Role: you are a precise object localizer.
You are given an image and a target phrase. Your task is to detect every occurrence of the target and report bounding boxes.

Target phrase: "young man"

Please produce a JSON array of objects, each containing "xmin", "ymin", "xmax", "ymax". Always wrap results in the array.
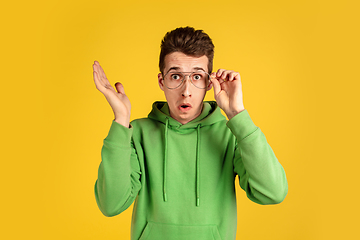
[{"xmin": 93, "ymin": 27, "xmax": 288, "ymax": 240}]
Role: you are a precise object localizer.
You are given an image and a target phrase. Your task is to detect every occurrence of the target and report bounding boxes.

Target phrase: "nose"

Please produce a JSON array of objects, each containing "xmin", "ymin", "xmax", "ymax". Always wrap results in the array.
[{"xmin": 181, "ymin": 75, "xmax": 192, "ymax": 97}]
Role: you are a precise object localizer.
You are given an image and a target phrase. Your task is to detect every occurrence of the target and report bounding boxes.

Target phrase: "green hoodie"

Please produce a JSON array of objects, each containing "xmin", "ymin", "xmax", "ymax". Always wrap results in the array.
[{"xmin": 95, "ymin": 101, "xmax": 288, "ymax": 240}]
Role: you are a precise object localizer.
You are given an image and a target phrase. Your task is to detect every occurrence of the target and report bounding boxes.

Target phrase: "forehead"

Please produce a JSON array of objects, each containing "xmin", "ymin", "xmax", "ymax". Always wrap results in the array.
[{"xmin": 164, "ymin": 52, "xmax": 208, "ymax": 72}]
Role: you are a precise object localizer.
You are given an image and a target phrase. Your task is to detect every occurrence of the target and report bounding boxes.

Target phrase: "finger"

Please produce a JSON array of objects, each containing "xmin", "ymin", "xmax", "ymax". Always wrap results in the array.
[
  {"xmin": 224, "ymin": 71, "xmax": 234, "ymax": 81},
  {"xmin": 211, "ymin": 72, "xmax": 224, "ymax": 84},
  {"xmin": 115, "ymin": 82, "xmax": 125, "ymax": 94},
  {"xmin": 94, "ymin": 70, "xmax": 112, "ymax": 90},
  {"xmin": 93, "ymin": 68, "xmax": 100, "ymax": 83},
  {"xmin": 228, "ymin": 72, "xmax": 237, "ymax": 81},
  {"xmin": 216, "ymin": 69, "xmax": 225, "ymax": 78},
  {"xmin": 99, "ymin": 64, "xmax": 108, "ymax": 80},
  {"xmin": 234, "ymin": 72, "xmax": 241, "ymax": 81},
  {"xmin": 94, "ymin": 61, "xmax": 101, "ymax": 76},
  {"xmin": 93, "ymin": 69, "xmax": 98, "ymax": 82},
  {"xmin": 93, "ymin": 71, "xmax": 103, "ymax": 89},
  {"xmin": 217, "ymin": 77, "xmax": 225, "ymax": 84},
  {"xmin": 220, "ymin": 70, "xmax": 233, "ymax": 80},
  {"xmin": 94, "ymin": 62, "xmax": 112, "ymax": 86},
  {"xmin": 94, "ymin": 61, "xmax": 106, "ymax": 80},
  {"xmin": 93, "ymin": 63, "xmax": 101, "ymax": 80},
  {"xmin": 93, "ymin": 62, "xmax": 98, "ymax": 74}
]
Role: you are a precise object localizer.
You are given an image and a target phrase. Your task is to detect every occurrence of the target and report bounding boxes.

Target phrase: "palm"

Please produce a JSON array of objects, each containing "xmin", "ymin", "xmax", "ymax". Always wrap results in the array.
[{"xmin": 93, "ymin": 61, "xmax": 131, "ymax": 126}]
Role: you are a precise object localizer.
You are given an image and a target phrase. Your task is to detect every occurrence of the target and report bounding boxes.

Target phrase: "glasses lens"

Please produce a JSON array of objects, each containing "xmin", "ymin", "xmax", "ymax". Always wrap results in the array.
[
  {"xmin": 164, "ymin": 71, "xmax": 209, "ymax": 89},
  {"xmin": 164, "ymin": 72, "xmax": 184, "ymax": 89},
  {"xmin": 191, "ymin": 71, "xmax": 209, "ymax": 89}
]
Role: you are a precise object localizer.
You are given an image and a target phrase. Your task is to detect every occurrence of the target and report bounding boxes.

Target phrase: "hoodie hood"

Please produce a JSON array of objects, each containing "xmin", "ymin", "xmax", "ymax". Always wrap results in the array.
[
  {"xmin": 148, "ymin": 101, "xmax": 226, "ymax": 129},
  {"xmin": 148, "ymin": 101, "xmax": 226, "ymax": 206}
]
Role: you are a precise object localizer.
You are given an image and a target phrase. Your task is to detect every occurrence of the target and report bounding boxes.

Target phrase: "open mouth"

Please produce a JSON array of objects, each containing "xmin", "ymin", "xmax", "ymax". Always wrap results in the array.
[
  {"xmin": 178, "ymin": 103, "xmax": 192, "ymax": 111},
  {"xmin": 180, "ymin": 103, "xmax": 191, "ymax": 108}
]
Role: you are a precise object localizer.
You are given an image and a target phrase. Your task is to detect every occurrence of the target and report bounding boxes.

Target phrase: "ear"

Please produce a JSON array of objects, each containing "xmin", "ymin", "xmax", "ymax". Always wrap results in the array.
[
  {"xmin": 206, "ymin": 80, "xmax": 213, "ymax": 92},
  {"xmin": 158, "ymin": 73, "xmax": 165, "ymax": 91}
]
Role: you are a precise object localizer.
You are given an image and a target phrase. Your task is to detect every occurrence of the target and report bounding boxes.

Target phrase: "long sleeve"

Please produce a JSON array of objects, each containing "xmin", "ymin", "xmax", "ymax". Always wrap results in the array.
[
  {"xmin": 94, "ymin": 121, "xmax": 141, "ymax": 217},
  {"xmin": 227, "ymin": 110, "xmax": 288, "ymax": 205}
]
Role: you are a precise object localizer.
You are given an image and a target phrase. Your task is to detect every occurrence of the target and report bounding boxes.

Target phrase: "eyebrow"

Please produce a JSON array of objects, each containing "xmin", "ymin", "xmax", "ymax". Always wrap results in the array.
[{"xmin": 165, "ymin": 66, "xmax": 206, "ymax": 74}]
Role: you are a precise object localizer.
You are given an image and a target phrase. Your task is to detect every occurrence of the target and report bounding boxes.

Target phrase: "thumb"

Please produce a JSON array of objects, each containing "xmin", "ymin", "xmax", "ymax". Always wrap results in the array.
[
  {"xmin": 210, "ymin": 75, "xmax": 221, "ymax": 96},
  {"xmin": 115, "ymin": 82, "xmax": 125, "ymax": 94}
]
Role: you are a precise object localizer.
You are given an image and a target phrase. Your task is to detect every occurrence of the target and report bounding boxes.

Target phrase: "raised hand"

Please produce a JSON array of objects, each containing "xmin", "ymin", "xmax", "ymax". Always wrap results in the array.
[
  {"xmin": 210, "ymin": 69, "xmax": 245, "ymax": 120},
  {"xmin": 93, "ymin": 61, "xmax": 131, "ymax": 127}
]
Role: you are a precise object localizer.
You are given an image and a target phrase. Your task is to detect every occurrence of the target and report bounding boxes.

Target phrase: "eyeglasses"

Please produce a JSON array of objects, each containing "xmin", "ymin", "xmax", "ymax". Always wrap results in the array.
[{"xmin": 162, "ymin": 70, "xmax": 210, "ymax": 89}]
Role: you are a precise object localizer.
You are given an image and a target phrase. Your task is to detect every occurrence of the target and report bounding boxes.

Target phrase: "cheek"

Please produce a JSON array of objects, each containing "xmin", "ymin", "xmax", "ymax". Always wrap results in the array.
[
  {"xmin": 195, "ymin": 90, "xmax": 207, "ymax": 100},
  {"xmin": 163, "ymin": 90, "xmax": 178, "ymax": 104}
]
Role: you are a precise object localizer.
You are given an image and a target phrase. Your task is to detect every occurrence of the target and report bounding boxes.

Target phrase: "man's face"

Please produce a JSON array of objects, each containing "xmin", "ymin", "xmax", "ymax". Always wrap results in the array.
[{"xmin": 158, "ymin": 52, "xmax": 212, "ymax": 125}]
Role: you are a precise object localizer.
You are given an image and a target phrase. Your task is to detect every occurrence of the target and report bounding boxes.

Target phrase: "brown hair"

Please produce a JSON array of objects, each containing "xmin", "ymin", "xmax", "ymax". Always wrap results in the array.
[{"xmin": 159, "ymin": 26, "xmax": 214, "ymax": 74}]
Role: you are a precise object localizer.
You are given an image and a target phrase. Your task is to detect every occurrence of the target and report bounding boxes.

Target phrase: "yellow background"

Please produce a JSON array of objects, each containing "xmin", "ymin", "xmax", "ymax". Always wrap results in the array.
[{"xmin": 1, "ymin": 0, "xmax": 359, "ymax": 239}]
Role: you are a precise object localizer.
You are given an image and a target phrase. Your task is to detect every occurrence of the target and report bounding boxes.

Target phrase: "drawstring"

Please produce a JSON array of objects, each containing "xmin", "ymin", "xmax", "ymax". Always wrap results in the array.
[
  {"xmin": 163, "ymin": 118, "xmax": 169, "ymax": 202},
  {"xmin": 162, "ymin": 119, "xmax": 201, "ymax": 207},
  {"xmin": 196, "ymin": 124, "xmax": 201, "ymax": 206}
]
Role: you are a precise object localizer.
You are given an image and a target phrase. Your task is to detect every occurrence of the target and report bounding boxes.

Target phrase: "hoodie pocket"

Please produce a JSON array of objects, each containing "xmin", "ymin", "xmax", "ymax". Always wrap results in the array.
[{"xmin": 139, "ymin": 222, "xmax": 222, "ymax": 240}]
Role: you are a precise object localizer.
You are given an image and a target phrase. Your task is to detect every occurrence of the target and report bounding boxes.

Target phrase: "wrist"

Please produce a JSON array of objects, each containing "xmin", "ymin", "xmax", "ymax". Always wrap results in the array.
[
  {"xmin": 114, "ymin": 117, "xmax": 130, "ymax": 128},
  {"xmin": 225, "ymin": 107, "xmax": 245, "ymax": 120}
]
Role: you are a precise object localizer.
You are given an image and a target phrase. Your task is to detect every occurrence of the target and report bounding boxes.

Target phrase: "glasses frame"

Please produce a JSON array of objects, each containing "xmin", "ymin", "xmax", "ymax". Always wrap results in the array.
[{"xmin": 162, "ymin": 70, "xmax": 211, "ymax": 89}]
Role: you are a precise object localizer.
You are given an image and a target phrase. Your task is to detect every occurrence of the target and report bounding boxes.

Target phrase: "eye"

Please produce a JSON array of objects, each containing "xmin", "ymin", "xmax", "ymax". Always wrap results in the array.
[
  {"xmin": 171, "ymin": 74, "xmax": 181, "ymax": 80},
  {"xmin": 193, "ymin": 74, "xmax": 202, "ymax": 81}
]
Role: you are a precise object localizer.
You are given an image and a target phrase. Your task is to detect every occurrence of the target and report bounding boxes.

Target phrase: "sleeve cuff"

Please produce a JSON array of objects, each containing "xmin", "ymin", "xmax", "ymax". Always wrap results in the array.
[
  {"xmin": 226, "ymin": 109, "xmax": 258, "ymax": 141},
  {"xmin": 104, "ymin": 120, "xmax": 133, "ymax": 147}
]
